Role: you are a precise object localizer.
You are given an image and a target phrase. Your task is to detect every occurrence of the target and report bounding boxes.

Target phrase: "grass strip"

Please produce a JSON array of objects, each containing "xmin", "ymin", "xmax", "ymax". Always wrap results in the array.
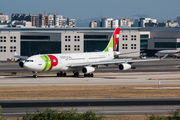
[
  {"xmin": 5, "ymin": 115, "xmax": 172, "ymax": 120},
  {"xmin": 0, "ymin": 85, "xmax": 180, "ymax": 99}
]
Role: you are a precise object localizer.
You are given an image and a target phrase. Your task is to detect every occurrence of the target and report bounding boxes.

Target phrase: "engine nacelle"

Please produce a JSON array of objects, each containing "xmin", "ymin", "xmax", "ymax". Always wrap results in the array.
[
  {"xmin": 19, "ymin": 61, "xmax": 25, "ymax": 68},
  {"xmin": 82, "ymin": 66, "xmax": 95, "ymax": 74},
  {"xmin": 119, "ymin": 63, "xmax": 131, "ymax": 70}
]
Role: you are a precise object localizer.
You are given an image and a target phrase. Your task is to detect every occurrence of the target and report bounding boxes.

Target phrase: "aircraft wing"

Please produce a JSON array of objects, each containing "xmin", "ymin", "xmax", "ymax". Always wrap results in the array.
[
  {"xmin": 114, "ymin": 51, "xmax": 141, "ymax": 55},
  {"xmin": 68, "ymin": 58, "xmax": 160, "ymax": 67},
  {"xmin": 14, "ymin": 52, "xmax": 28, "ymax": 60}
]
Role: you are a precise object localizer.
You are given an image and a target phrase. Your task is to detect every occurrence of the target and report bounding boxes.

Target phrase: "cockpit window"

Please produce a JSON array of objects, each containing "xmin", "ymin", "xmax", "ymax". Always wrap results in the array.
[{"xmin": 25, "ymin": 60, "xmax": 34, "ymax": 62}]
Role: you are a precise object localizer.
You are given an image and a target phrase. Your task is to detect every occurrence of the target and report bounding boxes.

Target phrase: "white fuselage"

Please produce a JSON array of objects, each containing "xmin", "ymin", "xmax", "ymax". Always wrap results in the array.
[
  {"xmin": 23, "ymin": 52, "xmax": 114, "ymax": 72},
  {"xmin": 155, "ymin": 50, "xmax": 180, "ymax": 57}
]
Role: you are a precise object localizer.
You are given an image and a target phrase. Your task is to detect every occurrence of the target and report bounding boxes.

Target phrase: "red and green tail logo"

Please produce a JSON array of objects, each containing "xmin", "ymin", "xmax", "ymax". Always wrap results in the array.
[
  {"xmin": 40, "ymin": 55, "xmax": 58, "ymax": 71},
  {"xmin": 103, "ymin": 28, "xmax": 120, "ymax": 52}
]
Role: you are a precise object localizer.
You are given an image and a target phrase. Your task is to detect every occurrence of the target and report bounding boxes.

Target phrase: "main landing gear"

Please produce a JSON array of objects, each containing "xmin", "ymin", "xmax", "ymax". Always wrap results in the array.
[
  {"xmin": 84, "ymin": 73, "xmax": 93, "ymax": 77},
  {"xmin": 57, "ymin": 71, "xmax": 66, "ymax": 77},
  {"xmin": 56, "ymin": 71, "xmax": 94, "ymax": 77},
  {"xmin": 73, "ymin": 72, "xmax": 79, "ymax": 77},
  {"xmin": 32, "ymin": 71, "xmax": 37, "ymax": 78}
]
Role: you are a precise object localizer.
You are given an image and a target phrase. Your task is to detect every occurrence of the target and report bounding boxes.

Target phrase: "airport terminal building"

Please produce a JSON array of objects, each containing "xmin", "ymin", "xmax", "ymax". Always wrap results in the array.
[{"xmin": 0, "ymin": 27, "xmax": 180, "ymax": 61}]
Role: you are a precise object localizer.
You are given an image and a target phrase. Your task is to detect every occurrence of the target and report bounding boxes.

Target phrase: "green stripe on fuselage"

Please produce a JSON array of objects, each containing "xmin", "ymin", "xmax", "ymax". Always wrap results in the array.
[{"xmin": 40, "ymin": 55, "xmax": 51, "ymax": 71}]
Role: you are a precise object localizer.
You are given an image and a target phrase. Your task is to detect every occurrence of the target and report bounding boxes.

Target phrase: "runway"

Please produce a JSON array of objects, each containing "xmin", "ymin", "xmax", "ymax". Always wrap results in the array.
[
  {"xmin": 1, "ymin": 98, "xmax": 180, "ymax": 118},
  {"xmin": 1, "ymin": 72, "xmax": 180, "ymax": 86}
]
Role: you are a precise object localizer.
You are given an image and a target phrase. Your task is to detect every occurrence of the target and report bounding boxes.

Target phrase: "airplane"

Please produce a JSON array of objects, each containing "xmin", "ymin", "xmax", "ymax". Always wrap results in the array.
[
  {"xmin": 14, "ymin": 28, "xmax": 160, "ymax": 78},
  {"xmin": 155, "ymin": 50, "xmax": 180, "ymax": 58}
]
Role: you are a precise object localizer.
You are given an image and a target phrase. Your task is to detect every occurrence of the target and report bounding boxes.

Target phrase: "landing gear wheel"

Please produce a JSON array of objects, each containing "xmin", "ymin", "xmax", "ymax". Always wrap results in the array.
[
  {"xmin": 74, "ymin": 72, "xmax": 79, "ymax": 77},
  {"xmin": 57, "ymin": 72, "xmax": 66, "ymax": 77},
  {"xmin": 84, "ymin": 73, "xmax": 93, "ymax": 77},
  {"xmin": 60, "ymin": 72, "xmax": 63, "ymax": 76},
  {"xmin": 84, "ymin": 74, "xmax": 87, "ymax": 77},
  {"xmin": 57, "ymin": 73, "xmax": 60, "ymax": 77},
  {"xmin": 90, "ymin": 73, "xmax": 93, "ymax": 77},
  {"xmin": 63, "ymin": 73, "xmax": 66, "ymax": 77},
  {"xmin": 32, "ymin": 71, "xmax": 37, "ymax": 78},
  {"xmin": 87, "ymin": 73, "xmax": 90, "ymax": 77},
  {"xmin": 33, "ymin": 75, "xmax": 37, "ymax": 78}
]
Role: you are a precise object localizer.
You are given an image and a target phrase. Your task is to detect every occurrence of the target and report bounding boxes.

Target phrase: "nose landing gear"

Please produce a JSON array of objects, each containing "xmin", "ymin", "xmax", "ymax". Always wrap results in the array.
[{"xmin": 32, "ymin": 71, "xmax": 37, "ymax": 78}]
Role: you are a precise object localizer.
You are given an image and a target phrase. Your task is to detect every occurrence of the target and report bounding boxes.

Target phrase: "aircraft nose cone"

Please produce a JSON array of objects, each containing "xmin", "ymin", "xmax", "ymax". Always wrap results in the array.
[
  {"xmin": 24, "ymin": 62, "xmax": 33, "ymax": 70},
  {"xmin": 155, "ymin": 53, "xmax": 158, "ymax": 56}
]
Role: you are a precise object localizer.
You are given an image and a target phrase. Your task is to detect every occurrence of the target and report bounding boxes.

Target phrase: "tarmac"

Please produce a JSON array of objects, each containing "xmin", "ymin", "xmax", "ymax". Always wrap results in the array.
[{"xmin": 0, "ymin": 72, "xmax": 180, "ymax": 86}]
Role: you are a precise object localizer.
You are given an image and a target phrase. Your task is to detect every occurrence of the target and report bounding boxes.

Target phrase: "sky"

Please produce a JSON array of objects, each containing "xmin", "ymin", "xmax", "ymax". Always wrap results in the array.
[{"xmin": 0, "ymin": 0, "xmax": 180, "ymax": 20}]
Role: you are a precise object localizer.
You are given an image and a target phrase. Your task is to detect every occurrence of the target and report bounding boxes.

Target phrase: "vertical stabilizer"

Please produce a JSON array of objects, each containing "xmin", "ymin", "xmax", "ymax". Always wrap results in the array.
[{"xmin": 103, "ymin": 28, "xmax": 120, "ymax": 52}]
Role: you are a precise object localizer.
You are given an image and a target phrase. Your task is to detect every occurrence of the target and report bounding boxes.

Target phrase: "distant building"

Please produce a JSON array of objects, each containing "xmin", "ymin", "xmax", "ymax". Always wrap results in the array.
[
  {"xmin": 145, "ymin": 20, "xmax": 179, "ymax": 27},
  {"xmin": 165, "ymin": 20, "xmax": 179, "ymax": 27},
  {"xmin": 145, "ymin": 22, "xmax": 159, "ymax": 27},
  {"xmin": 67, "ymin": 18, "xmax": 76, "ymax": 27},
  {"xmin": 48, "ymin": 14, "xmax": 63, "ymax": 26},
  {"xmin": 89, "ymin": 21, "xmax": 97, "ymax": 27},
  {"xmin": 12, "ymin": 13, "xmax": 49, "ymax": 27},
  {"xmin": 0, "ymin": 14, "xmax": 8, "ymax": 21},
  {"xmin": 12, "ymin": 21, "xmax": 32, "ymax": 27},
  {"xmin": 11, "ymin": 14, "xmax": 31, "ymax": 21},
  {"xmin": 94, "ymin": 18, "xmax": 133, "ymax": 28},
  {"xmin": 134, "ymin": 18, "xmax": 157, "ymax": 27},
  {"xmin": 97, "ymin": 18, "xmax": 118, "ymax": 28},
  {"xmin": 48, "ymin": 14, "xmax": 76, "ymax": 27},
  {"xmin": 31, "ymin": 15, "xmax": 39, "ymax": 27},
  {"xmin": 177, "ymin": 17, "xmax": 180, "ymax": 25},
  {"xmin": 39, "ymin": 14, "xmax": 49, "ymax": 27},
  {"xmin": 119, "ymin": 19, "xmax": 133, "ymax": 27},
  {"xmin": 0, "ymin": 13, "xmax": 10, "ymax": 27},
  {"xmin": 0, "ymin": 20, "xmax": 11, "ymax": 27}
]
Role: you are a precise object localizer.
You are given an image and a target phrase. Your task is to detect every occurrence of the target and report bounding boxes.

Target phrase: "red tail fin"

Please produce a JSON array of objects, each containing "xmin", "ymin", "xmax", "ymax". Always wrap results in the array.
[{"xmin": 113, "ymin": 28, "xmax": 120, "ymax": 51}]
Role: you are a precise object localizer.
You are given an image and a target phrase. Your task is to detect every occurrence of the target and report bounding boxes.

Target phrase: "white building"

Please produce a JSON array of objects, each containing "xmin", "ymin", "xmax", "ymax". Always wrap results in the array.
[
  {"xmin": 11, "ymin": 21, "xmax": 32, "ymax": 27},
  {"xmin": 89, "ymin": 21, "xmax": 97, "ymax": 28},
  {"xmin": 48, "ymin": 14, "xmax": 76, "ymax": 27},
  {"xmin": 120, "ymin": 19, "xmax": 133, "ymax": 27},
  {"xmin": 97, "ymin": 18, "xmax": 118, "ymax": 28},
  {"xmin": 134, "ymin": 18, "xmax": 157, "ymax": 27},
  {"xmin": 48, "ymin": 14, "xmax": 63, "ymax": 26},
  {"xmin": 165, "ymin": 20, "xmax": 179, "ymax": 27},
  {"xmin": 102, "ymin": 18, "xmax": 113, "ymax": 27}
]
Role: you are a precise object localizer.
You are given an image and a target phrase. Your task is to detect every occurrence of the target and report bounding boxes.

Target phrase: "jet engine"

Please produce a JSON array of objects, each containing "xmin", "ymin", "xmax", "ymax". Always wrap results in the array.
[
  {"xmin": 82, "ymin": 66, "xmax": 95, "ymax": 73},
  {"xmin": 119, "ymin": 63, "xmax": 131, "ymax": 70},
  {"xmin": 19, "ymin": 61, "xmax": 25, "ymax": 68}
]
